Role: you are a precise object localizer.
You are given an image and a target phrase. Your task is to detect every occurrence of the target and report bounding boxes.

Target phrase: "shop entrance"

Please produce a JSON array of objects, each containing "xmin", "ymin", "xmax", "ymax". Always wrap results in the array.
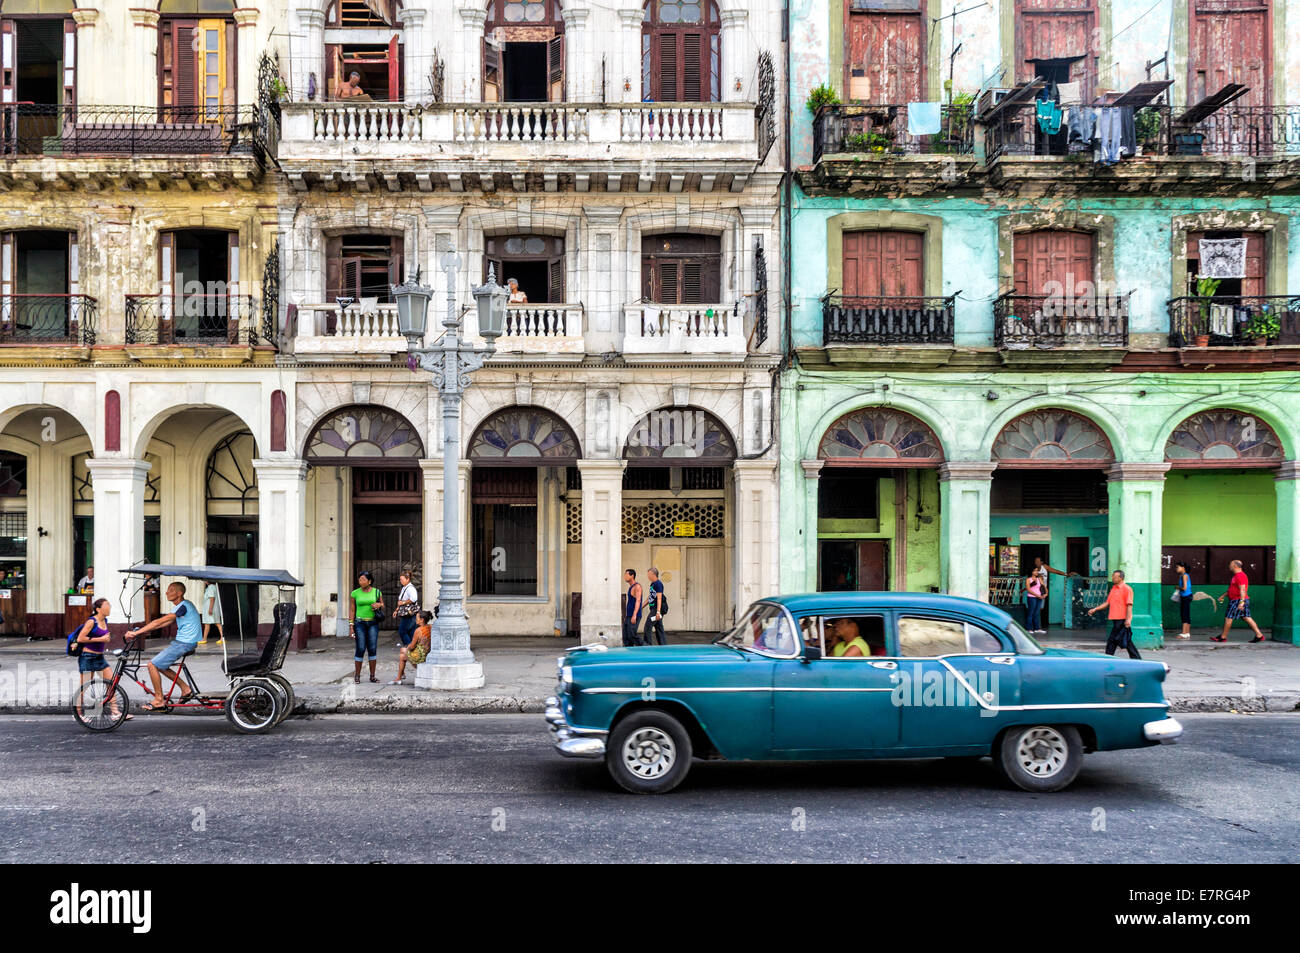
[
  {"xmin": 352, "ymin": 470, "xmax": 421, "ymax": 632},
  {"xmin": 819, "ymin": 539, "xmax": 888, "ymax": 591}
]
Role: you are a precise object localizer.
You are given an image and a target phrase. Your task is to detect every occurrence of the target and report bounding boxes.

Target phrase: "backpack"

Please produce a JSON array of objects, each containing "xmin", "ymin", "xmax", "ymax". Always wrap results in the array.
[
  {"xmin": 66, "ymin": 627, "xmax": 84, "ymax": 657},
  {"xmin": 654, "ymin": 583, "xmax": 669, "ymax": 616}
]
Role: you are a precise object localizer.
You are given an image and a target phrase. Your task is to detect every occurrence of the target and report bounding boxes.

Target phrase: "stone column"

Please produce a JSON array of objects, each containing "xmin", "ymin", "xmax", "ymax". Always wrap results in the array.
[
  {"xmin": 253, "ymin": 460, "xmax": 308, "ymax": 631},
  {"xmin": 1273, "ymin": 461, "xmax": 1300, "ymax": 644},
  {"xmin": 233, "ymin": 8, "xmax": 259, "ymax": 109},
  {"xmin": 458, "ymin": 7, "xmax": 488, "ymax": 102},
  {"xmin": 733, "ymin": 460, "xmax": 778, "ymax": 614},
  {"xmin": 86, "ymin": 459, "xmax": 150, "ymax": 627},
  {"xmin": 938, "ymin": 462, "xmax": 997, "ymax": 602},
  {"xmin": 582, "ymin": 206, "xmax": 623, "ymax": 346},
  {"xmin": 130, "ymin": 9, "xmax": 160, "ymax": 109},
  {"xmin": 397, "ymin": 7, "xmax": 426, "ymax": 102},
  {"xmin": 617, "ymin": 8, "xmax": 644, "ymax": 102},
  {"xmin": 799, "ymin": 459, "xmax": 824, "ymax": 592},
  {"xmin": 577, "ymin": 459, "xmax": 625, "ymax": 644},
  {"xmin": 719, "ymin": 9, "xmax": 749, "ymax": 103},
  {"xmin": 293, "ymin": 7, "xmax": 326, "ymax": 101},
  {"xmin": 560, "ymin": 8, "xmax": 589, "ymax": 102},
  {"xmin": 1107, "ymin": 462, "xmax": 1170, "ymax": 649}
]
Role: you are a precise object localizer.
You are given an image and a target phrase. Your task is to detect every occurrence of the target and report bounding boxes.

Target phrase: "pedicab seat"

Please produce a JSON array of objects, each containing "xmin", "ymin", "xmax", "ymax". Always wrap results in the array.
[{"xmin": 222, "ymin": 603, "xmax": 295, "ymax": 676}]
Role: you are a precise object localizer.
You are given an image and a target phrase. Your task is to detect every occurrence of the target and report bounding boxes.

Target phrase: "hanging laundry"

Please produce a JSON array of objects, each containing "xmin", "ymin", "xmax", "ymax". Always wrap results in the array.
[
  {"xmin": 1096, "ymin": 108, "xmax": 1123, "ymax": 164},
  {"xmin": 1057, "ymin": 82, "xmax": 1082, "ymax": 106},
  {"xmin": 1066, "ymin": 107, "xmax": 1096, "ymax": 147},
  {"xmin": 1198, "ymin": 238, "xmax": 1249, "ymax": 279},
  {"xmin": 1036, "ymin": 99, "xmax": 1062, "ymax": 136},
  {"xmin": 1209, "ymin": 303, "xmax": 1234, "ymax": 338},
  {"xmin": 1119, "ymin": 106, "xmax": 1137, "ymax": 157},
  {"xmin": 907, "ymin": 102, "xmax": 942, "ymax": 136}
]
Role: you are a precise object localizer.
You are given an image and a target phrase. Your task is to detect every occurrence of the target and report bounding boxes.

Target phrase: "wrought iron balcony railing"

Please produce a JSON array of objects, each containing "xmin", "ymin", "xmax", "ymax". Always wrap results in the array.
[
  {"xmin": 0, "ymin": 294, "xmax": 96, "ymax": 345},
  {"xmin": 822, "ymin": 294, "xmax": 956, "ymax": 345},
  {"xmin": 813, "ymin": 102, "xmax": 974, "ymax": 162},
  {"xmin": 1167, "ymin": 294, "xmax": 1300, "ymax": 347},
  {"xmin": 125, "ymin": 294, "xmax": 261, "ymax": 346},
  {"xmin": 993, "ymin": 292, "xmax": 1129, "ymax": 349},
  {"xmin": 0, "ymin": 104, "xmax": 277, "ymax": 160}
]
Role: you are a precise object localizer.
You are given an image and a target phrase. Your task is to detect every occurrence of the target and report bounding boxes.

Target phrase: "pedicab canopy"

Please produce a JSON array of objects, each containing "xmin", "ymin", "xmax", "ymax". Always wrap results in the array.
[{"xmin": 121, "ymin": 565, "xmax": 303, "ymax": 587}]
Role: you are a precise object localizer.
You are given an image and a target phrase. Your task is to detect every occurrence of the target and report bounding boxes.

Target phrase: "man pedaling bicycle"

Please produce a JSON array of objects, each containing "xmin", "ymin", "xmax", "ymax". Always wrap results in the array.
[{"xmin": 127, "ymin": 581, "xmax": 204, "ymax": 712}]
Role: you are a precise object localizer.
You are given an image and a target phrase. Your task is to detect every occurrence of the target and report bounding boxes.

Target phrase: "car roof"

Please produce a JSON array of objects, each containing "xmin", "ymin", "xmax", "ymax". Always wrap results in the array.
[{"xmin": 763, "ymin": 592, "xmax": 1014, "ymax": 627}]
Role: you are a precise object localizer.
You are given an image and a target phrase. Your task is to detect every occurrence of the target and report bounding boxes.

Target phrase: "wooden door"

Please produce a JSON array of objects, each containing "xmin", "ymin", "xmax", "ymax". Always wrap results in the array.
[
  {"xmin": 650, "ymin": 544, "xmax": 684, "ymax": 624},
  {"xmin": 641, "ymin": 234, "xmax": 722, "ymax": 304},
  {"xmin": 159, "ymin": 19, "xmax": 198, "ymax": 119},
  {"xmin": 1013, "ymin": 230, "xmax": 1095, "ymax": 296},
  {"xmin": 842, "ymin": 230, "xmax": 924, "ymax": 298},
  {"xmin": 1189, "ymin": 0, "xmax": 1270, "ymax": 107},
  {"xmin": 684, "ymin": 545, "xmax": 725, "ymax": 632},
  {"xmin": 1016, "ymin": 0, "xmax": 1096, "ymax": 98},
  {"xmin": 648, "ymin": 26, "xmax": 711, "ymax": 102},
  {"xmin": 846, "ymin": 11, "xmax": 923, "ymax": 103},
  {"xmin": 857, "ymin": 539, "xmax": 888, "ymax": 591}
]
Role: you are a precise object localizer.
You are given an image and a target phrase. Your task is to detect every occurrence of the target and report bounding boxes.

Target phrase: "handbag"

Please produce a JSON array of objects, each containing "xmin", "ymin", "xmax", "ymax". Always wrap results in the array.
[
  {"xmin": 371, "ymin": 603, "xmax": 386, "ymax": 623},
  {"xmin": 395, "ymin": 603, "xmax": 418, "ymax": 618}
]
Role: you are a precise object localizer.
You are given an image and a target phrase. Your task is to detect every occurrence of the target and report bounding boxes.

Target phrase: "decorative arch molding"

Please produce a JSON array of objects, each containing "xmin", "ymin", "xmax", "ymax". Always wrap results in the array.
[
  {"xmin": 1164, "ymin": 409, "xmax": 1286, "ymax": 468},
  {"xmin": 469, "ymin": 405, "xmax": 581, "ymax": 465},
  {"xmin": 992, "ymin": 408, "xmax": 1115, "ymax": 468},
  {"xmin": 817, "ymin": 406, "xmax": 944, "ymax": 466},
  {"xmin": 1151, "ymin": 394, "xmax": 1294, "ymax": 463},
  {"xmin": 802, "ymin": 392, "xmax": 956, "ymax": 463},
  {"xmin": 206, "ymin": 430, "xmax": 259, "ymax": 514},
  {"xmin": 623, "ymin": 405, "xmax": 736, "ymax": 465},
  {"xmin": 996, "ymin": 209, "xmax": 1117, "ymax": 293},
  {"xmin": 305, "ymin": 404, "xmax": 424, "ymax": 465},
  {"xmin": 826, "ymin": 211, "xmax": 944, "ymax": 300},
  {"xmin": 131, "ymin": 397, "xmax": 262, "ymax": 461},
  {"xmin": 294, "ymin": 380, "xmax": 428, "ymax": 458},
  {"xmin": 1169, "ymin": 210, "xmax": 1289, "ymax": 300}
]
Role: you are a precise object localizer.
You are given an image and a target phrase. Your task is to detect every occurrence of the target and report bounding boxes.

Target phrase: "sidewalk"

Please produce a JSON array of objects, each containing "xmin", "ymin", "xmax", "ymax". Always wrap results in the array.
[{"xmin": 1, "ymin": 629, "xmax": 1297, "ymax": 715}]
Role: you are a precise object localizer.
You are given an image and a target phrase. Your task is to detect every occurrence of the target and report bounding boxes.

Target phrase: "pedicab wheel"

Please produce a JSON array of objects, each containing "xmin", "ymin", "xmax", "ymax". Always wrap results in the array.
[
  {"xmin": 71, "ymin": 681, "xmax": 130, "ymax": 732},
  {"xmin": 264, "ymin": 673, "xmax": 296, "ymax": 726},
  {"xmin": 224, "ymin": 679, "xmax": 281, "ymax": 734}
]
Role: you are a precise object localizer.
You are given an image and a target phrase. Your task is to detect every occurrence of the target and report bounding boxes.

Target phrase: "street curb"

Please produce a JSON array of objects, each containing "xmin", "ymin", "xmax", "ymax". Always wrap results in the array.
[{"xmin": 1166, "ymin": 693, "xmax": 1300, "ymax": 713}]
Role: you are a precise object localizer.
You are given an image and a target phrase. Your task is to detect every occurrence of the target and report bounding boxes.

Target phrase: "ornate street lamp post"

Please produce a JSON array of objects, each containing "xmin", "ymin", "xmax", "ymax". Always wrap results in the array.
[{"xmin": 392, "ymin": 251, "xmax": 507, "ymax": 689}]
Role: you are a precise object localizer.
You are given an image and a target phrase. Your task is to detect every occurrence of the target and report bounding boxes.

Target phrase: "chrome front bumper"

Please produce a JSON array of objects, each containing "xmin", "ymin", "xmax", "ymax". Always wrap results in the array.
[
  {"xmin": 545, "ymin": 695, "xmax": 607, "ymax": 759},
  {"xmin": 1143, "ymin": 716, "xmax": 1184, "ymax": 742}
]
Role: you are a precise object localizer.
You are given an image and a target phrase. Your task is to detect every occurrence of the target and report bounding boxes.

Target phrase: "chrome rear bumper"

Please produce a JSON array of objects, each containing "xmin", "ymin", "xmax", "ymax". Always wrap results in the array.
[
  {"xmin": 1143, "ymin": 716, "xmax": 1183, "ymax": 742},
  {"xmin": 546, "ymin": 695, "xmax": 607, "ymax": 759}
]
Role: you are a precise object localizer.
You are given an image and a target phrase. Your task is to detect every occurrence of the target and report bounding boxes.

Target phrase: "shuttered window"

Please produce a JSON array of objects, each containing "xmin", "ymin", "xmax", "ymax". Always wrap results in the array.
[
  {"xmin": 642, "ymin": 0, "xmax": 719, "ymax": 103},
  {"xmin": 842, "ymin": 231, "xmax": 924, "ymax": 297},
  {"xmin": 642, "ymin": 233, "xmax": 722, "ymax": 304},
  {"xmin": 160, "ymin": 17, "xmax": 234, "ymax": 118},
  {"xmin": 326, "ymin": 234, "xmax": 404, "ymax": 302},
  {"xmin": 1187, "ymin": 231, "xmax": 1265, "ymax": 297},
  {"xmin": 1012, "ymin": 230, "xmax": 1095, "ymax": 297},
  {"xmin": 846, "ymin": 11, "xmax": 924, "ymax": 104},
  {"xmin": 1190, "ymin": 1, "xmax": 1270, "ymax": 107},
  {"xmin": 1015, "ymin": 0, "xmax": 1097, "ymax": 99}
]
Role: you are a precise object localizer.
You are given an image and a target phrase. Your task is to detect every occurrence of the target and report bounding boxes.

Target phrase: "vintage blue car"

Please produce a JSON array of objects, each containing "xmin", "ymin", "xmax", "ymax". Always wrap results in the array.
[{"xmin": 545, "ymin": 592, "xmax": 1182, "ymax": 794}]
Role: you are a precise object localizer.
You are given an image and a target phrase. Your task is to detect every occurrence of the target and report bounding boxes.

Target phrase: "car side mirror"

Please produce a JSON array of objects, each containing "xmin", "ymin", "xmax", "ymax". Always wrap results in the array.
[{"xmin": 802, "ymin": 645, "xmax": 822, "ymax": 662}]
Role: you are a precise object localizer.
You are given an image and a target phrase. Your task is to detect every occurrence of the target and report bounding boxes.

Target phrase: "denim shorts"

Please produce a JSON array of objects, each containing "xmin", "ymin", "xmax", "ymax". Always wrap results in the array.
[
  {"xmin": 78, "ymin": 652, "xmax": 109, "ymax": 674},
  {"xmin": 151, "ymin": 638, "xmax": 195, "ymax": 669}
]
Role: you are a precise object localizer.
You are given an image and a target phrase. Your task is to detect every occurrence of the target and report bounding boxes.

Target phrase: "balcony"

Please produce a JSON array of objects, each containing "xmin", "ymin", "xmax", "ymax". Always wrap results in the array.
[
  {"xmin": 1167, "ymin": 295, "xmax": 1300, "ymax": 347},
  {"xmin": 822, "ymin": 294, "xmax": 955, "ymax": 345},
  {"xmin": 622, "ymin": 302, "xmax": 747, "ymax": 362},
  {"xmin": 124, "ymin": 295, "xmax": 264, "ymax": 352},
  {"xmin": 0, "ymin": 294, "xmax": 96, "ymax": 347},
  {"xmin": 0, "ymin": 104, "xmax": 276, "ymax": 190},
  {"xmin": 993, "ymin": 292, "xmax": 1129, "ymax": 362},
  {"xmin": 812, "ymin": 103, "xmax": 974, "ymax": 162},
  {"xmin": 293, "ymin": 302, "xmax": 407, "ymax": 362},
  {"xmin": 278, "ymin": 101, "xmax": 760, "ymax": 192},
  {"xmin": 490, "ymin": 304, "xmax": 585, "ymax": 361}
]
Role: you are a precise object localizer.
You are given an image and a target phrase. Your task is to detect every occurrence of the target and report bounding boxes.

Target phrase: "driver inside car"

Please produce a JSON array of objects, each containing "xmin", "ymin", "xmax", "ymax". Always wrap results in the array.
[{"xmin": 827, "ymin": 617, "xmax": 870, "ymax": 658}]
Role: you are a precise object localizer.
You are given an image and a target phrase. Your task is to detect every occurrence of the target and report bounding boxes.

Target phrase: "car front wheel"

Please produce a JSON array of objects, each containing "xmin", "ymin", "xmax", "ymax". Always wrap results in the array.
[
  {"xmin": 996, "ymin": 724, "xmax": 1083, "ymax": 792},
  {"xmin": 607, "ymin": 710, "xmax": 693, "ymax": 794}
]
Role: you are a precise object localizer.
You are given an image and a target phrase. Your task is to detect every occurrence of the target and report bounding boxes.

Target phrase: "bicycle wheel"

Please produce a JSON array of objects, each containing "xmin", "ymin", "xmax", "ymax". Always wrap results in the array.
[
  {"xmin": 71, "ymin": 680, "xmax": 130, "ymax": 732},
  {"xmin": 224, "ymin": 680, "xmax": 281, "ymax": 734},
  {"xmin": 264, "ymin": 673, "xmax": 296, "ymax": 726}
]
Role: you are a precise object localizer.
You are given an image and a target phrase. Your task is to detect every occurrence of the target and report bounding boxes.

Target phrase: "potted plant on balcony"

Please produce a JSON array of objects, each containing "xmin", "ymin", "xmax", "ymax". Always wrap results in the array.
[
  {"xmin": 1193, "ymin": 276, "xmax": 1222, "ymax": 347},
  {"xmin": 1135, "ymin": 109, "xmax": 1162, "ymax": 154},
  {"xmin": 844, "ymin": 130, "xmax": 892, "ymax": 153},
  {"xmin": 1244, "ymin": 308, "xmax": 1280, "ymax": 347},
  {"xmin": 806, "ymin": 83, "xmax": 841, "ymax": 115}
]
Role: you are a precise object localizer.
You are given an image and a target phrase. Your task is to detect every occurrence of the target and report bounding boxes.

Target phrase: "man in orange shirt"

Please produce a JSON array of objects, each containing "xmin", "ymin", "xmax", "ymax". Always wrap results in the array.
[{"xmin": 1087, "ymin": 568, "xmax": 1141, "ymax": 659}]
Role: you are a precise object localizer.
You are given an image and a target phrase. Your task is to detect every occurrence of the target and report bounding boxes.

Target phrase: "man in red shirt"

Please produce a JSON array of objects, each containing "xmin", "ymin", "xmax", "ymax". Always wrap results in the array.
[
  {"xmin": 1214, "ymin": 559, "xmax": 1266, "ymax": 643},
  {"xmin": 1087, "ymin": 569, "xmax": 1141, "ymax": 659}
]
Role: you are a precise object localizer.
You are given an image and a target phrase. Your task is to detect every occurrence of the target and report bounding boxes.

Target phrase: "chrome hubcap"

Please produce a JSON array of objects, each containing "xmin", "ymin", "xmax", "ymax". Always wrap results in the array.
[
  {"xmin": 622, "ymin": 727, "xmax": 675, "ymax": 780},
  {"xmin": 1016, "ymin": 727, "xmax": 1068, "ymax": 777}
]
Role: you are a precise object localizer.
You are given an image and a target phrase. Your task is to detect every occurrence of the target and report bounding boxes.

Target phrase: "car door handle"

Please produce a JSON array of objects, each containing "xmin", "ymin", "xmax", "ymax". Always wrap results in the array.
[
  {"xmin": 990, "ymin": 656, "xmax": 1016, "ymax": 665},
  {"xmin": 869, "ymin": 660, "xmax": 897, "ymax": 670}
]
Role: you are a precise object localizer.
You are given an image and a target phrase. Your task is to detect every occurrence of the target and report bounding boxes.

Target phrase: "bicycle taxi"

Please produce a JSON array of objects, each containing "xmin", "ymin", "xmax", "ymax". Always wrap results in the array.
[{"xmin": 71, "ymin": 564, "xmax": 302, "ymax": 734}]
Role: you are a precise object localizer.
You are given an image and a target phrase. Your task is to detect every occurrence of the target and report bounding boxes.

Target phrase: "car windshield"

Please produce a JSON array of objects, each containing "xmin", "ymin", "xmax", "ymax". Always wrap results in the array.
[
  {"xmin": 717, "ymin": 603, "xmax": 798, "ymax": 657},
  {"xmin": 1006, "ymin": 620, "xmax": 1045, "ymax": 655}
]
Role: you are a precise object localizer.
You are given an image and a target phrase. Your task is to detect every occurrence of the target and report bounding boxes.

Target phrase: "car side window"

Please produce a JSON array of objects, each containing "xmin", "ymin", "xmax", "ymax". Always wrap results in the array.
[
  {"xmin": 964, "ymin": 623, "xmax": 1005, "ymax": 654},
  {"xmin": 898, "ymin": 617, "xmax": 966, "ymax": 657},
  {"xmin": 825, "ymin": 615, "xmax": 888, "ymax": 658},
  {"xmin": 799, "ymin": 616, "xmax": 824, "ymax": 655}
]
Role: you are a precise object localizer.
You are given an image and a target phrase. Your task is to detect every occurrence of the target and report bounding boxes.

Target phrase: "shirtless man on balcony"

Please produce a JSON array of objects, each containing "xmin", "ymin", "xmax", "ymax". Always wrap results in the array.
[{"xmin": 336, "ymin": 72, "xmax": 367, "ymax": 100}]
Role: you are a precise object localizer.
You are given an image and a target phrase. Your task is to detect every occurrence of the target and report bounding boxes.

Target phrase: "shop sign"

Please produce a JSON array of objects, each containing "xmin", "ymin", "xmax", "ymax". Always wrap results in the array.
[
  {"xmin": 1019, "ymin": 525, "xmax": 1052, "ymax": 542},
  {"xmin": 672, "ymin": 521, "xmax": 696, "ymax": 537}
]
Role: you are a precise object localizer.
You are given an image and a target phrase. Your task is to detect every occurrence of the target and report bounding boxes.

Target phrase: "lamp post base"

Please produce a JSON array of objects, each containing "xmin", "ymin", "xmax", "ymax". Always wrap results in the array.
[{"xmin": 414, "ymin": 660, "xmax": 486, "ymax": 691}]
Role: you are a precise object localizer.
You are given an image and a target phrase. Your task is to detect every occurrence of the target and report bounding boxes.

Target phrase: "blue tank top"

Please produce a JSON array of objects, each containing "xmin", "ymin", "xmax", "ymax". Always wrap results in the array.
[
  {"xmin": 1178, "ymin": 572, "xmax": 1192, "ymax": 597},
  {"xmin": 626, "ymin": 583, "xmax": 642, "ymax": 621}
]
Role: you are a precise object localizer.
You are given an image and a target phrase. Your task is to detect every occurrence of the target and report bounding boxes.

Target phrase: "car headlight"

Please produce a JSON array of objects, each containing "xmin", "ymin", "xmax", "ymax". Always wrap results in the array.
[{"xmin": 561, "ymin": 664, "xmax": 573, "ymax": 689}]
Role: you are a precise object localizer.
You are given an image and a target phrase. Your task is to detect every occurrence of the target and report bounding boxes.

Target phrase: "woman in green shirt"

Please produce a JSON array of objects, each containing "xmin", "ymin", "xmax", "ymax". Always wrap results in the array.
[{"xmin": 350, "ymin": 571, "xmax": 384, "ymax": 683}]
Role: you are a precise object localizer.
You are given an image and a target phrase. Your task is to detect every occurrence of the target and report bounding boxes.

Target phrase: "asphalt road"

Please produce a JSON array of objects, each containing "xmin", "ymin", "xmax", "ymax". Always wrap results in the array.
[{"xmin": 1, "ymin": 713, "xmax": 1297, "ymax": 863}]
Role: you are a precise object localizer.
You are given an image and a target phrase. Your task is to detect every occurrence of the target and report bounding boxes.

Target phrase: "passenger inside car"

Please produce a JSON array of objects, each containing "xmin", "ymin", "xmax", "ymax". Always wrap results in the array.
[{"xmin": 827, "ymin": 617, "xmax": 870, "ymax": 657}]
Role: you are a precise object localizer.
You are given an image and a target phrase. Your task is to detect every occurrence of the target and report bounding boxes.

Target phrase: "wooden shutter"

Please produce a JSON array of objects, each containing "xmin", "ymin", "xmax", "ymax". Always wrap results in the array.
[
  {"xmin": 847, "ymin": 12, "xmax": 923, "ymax": 104},
  {"xmin": 325, "ymin": 235, "xmax": 342, "ymax": 300},
  {"xmin": 659, "ymin": 261, "xmax": 679, "ymax": 303},
  {"xmin": 547, "ymin": 257, "xmax": 564, "ymax": 303},
  {"xmin": 68, "ymin": 232, "xmax": 79, "ymax": 296},
  {"xmin": 548, "ymin": 35, "xmax": 564, "ymax": 102},
  {"xmin": 1014, "ymin": 230, "xmax": 1093, "ymax": 297},
  {"xmin": 1, "ymin": 233, "xmax": 12, "ymax": 332},
  {"xmin": 1, "ymin": 21, "xmax": 14, "ymax": 105},
  {"xmin": 341, "ymin": 257, "xmax": 361, "ymax": 299},
  {"xmin": 682, "ymin": 33, "xmax": 702, "ymax": 102},
  {"xmin": 161, "ymin": 20, "xmax": 200, "ymax": 118},
  {"xmin": 63, "ymin": 19, "xmax": 76, "ymax": 107},
  {"xmin": 842, "ymin": 231, "xmax": 875, "ymax": 297},
  {"xmin": 657, "ymin": 35, "xmax": 677, "ymax": 101},
  {"xmin": 158, "ymin": 232, "xmax": 176, "ymax": 342},
  {"xmin": 387, "ymin": 35, "xmax": 399, "ymax": 102},
  {"xmin": 483, "ymin": 38, "xmax": 501, "ymax": 103},
  {"xmin": 1242, "ymin": 232, "xmax": 1266, "ymax": 297},
  {"xmin": 326, "ymin": 44, "xmax": 342, "ymax": 100},
  {"xmin": 1189, "ymin": 2, "xmax": 1270, "ymax": 107},
  {"xmin": 1017, "ymin": 0, "xmax": 1096, "ymax": 98},
  {"xmin": 843, "ymin": 231, "xmax": 923, "ymax": 297}
]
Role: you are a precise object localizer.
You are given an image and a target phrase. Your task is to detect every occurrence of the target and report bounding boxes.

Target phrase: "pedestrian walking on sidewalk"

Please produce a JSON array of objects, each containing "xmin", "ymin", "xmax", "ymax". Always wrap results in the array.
[
  {"xmin": 199, "ymin": 581, "xmax": 223, "ymax": 645},
  {"xmin": 643, "ymin": 566, "xmax": 667, "ymax": 646},
  {"xmin": 350, "ymin": 571, "xmax": 384, "ymax": 683},
  {"xmin": 1087, "ymin": 569, "xmax": 1141, "ymax": 659},
  {"xmin": 1174, "ymin": 561, "xmax": 1193, "ymax": 639},
  {"xmin": 1024, "ymin": 571, "xmax": 1046, "ymax": 634},
  {"xmin": 1214, "ymin": 560, "xmax": 1266, "ymax": 643},
  {"xmin": 395, "ymin": 571, "xmax": 419, "ymax": 648},
  {"xmin": 622, "ymin": 569, "xmax": 644, "ymax": 647}
]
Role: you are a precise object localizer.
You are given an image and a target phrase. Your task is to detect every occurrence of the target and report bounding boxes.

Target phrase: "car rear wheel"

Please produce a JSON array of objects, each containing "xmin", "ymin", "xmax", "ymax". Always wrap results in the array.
[
  {"xmin": 996, "ymin": 725, "xmax": 1083, "ymax": 792},
  {"xmin": 607, "ymin": 710, "xmax": 693, "ymax": 795}
]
